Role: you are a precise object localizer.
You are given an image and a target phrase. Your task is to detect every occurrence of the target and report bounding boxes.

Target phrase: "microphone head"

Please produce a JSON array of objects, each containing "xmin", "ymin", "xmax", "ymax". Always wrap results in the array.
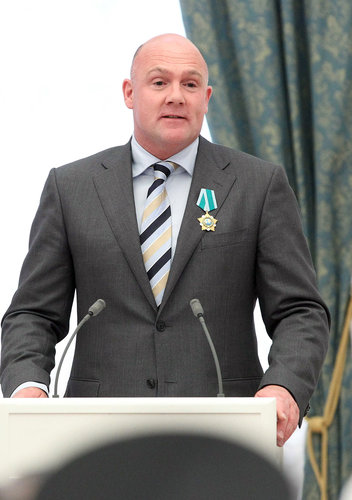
[
  {"xmin": 190, "ymin": 298, "xmax": 204, "ymax": 318},
  {"xmin": 88, "ymin": 299, "xmax": 106, "ymax": 316}
]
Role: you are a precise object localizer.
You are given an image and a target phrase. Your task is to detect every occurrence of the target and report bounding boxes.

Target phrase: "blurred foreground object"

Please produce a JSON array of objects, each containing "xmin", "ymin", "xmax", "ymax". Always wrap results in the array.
[{"xmin": 34, "ymin": 433, "xmax": 292, "ymax": 500}]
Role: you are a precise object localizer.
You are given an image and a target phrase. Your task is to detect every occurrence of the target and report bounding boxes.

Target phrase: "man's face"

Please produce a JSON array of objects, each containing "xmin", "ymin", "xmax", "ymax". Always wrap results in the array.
[{"xmin": 123, "ymin": 35, "xmax": 212, "ymax": 159}]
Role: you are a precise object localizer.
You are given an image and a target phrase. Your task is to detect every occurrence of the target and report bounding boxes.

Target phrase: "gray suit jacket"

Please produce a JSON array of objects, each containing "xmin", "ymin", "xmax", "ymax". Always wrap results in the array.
[{"xmin": 1, "ymin": 137, "xmax": 329, "ymax": 420}]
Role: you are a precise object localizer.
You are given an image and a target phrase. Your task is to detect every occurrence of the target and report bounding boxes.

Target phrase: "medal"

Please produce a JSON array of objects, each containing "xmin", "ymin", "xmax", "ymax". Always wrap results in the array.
[
  {"xmin": 198, "ymin": 211, "xmax": 217, "ymax": 231},
  {"xmin": 196, "ymin": 188, "xmax": 218, "ymax": 231}
]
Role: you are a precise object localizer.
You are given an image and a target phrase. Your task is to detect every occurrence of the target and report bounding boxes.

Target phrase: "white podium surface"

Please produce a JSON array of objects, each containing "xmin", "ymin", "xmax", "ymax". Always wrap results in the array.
[{"xmin": 0, "ymin": 397, "xmax": 278, "ymax": 482}]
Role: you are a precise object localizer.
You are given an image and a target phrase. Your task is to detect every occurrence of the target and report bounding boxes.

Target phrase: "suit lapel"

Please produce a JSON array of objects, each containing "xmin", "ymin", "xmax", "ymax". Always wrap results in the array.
[
  {"xmin": 160, "ymin": 137, "xmax": 237, "ymax": 311},
  {"xmin": 93, "ymin": 143, "xmax": 157, "ymax": 310}
]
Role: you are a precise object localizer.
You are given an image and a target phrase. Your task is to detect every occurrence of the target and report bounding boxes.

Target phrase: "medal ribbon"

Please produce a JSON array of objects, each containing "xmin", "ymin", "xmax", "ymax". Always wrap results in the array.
[{"xmin": 196, "ymin": 188, "xmax": 217, "ymax": 212}]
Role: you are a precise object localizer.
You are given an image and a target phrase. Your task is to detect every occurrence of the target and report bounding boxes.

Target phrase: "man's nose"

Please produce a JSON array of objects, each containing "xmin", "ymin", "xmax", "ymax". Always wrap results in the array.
[{"xmin": 166, "ymin": 83, "xmax": 185, "ymax": 104}]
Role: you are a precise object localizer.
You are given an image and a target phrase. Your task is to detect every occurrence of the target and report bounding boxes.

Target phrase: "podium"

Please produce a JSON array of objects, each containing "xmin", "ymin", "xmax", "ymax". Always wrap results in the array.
[{"xmin": 0, "ymin": 397, "xmax": 279, "ymax": 483}]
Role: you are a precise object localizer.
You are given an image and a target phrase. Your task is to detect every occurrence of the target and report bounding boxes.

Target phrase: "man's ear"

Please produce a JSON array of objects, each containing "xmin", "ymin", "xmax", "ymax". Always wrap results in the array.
[
  {"xmin": 122, "ymin": 79, "xmax": 133, "ymax": 109},
  {"xmin": 204, "ymin": 85, "xmax": 212, "ymax": 114}
]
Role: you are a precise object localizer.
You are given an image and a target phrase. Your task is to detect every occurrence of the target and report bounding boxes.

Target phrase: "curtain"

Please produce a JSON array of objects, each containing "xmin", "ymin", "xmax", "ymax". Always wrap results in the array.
[{"xmin": 179, "ymin": 1, "xmax": 352, "ymax": 499}]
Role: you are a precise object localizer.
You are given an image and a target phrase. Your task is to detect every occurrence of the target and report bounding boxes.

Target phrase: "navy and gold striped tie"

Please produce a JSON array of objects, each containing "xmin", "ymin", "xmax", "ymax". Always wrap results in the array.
[{"xmin": 140, "ymin": 161, "xmax": 178, "ymax": 306}]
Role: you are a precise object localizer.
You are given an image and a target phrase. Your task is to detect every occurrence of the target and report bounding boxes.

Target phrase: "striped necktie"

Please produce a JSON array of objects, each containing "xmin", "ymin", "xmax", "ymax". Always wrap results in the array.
[{"xmin": 140, "ymin": 161, "xmax": 178, "ymax": 306}]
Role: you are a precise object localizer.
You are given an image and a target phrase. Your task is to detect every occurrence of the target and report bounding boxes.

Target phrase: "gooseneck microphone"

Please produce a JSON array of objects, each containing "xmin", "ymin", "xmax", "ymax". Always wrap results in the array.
[
  {"xmin": 190, "ymin": 298, "xmax": 225, "ymax": 397},
  {"xmin": 53, "ymin": 299, "xmax": 106, "ymax": 398}
]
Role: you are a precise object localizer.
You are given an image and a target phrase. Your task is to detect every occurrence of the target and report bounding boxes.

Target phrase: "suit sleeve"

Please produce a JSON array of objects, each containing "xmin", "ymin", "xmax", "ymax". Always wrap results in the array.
[
  {"xmin": 0, "ymin": 169, "xmax": 75, "ymax": 397},
  {"xmin": 255, "ymin": 165, "xmax": 330, "ymax": 422}
]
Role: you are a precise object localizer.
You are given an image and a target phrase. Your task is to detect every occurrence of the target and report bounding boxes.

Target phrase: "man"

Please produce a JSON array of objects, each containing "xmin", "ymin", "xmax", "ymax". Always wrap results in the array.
[{"xmin": 0, "ymin": 34, "xmax": 329, "ymax": 446}]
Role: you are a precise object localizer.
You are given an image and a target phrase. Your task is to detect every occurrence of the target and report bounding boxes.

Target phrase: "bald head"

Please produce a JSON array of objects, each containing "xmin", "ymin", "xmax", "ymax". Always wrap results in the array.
[{"xmin": 131, "ymin": 34, "xmax": 209, "ymax": 84}]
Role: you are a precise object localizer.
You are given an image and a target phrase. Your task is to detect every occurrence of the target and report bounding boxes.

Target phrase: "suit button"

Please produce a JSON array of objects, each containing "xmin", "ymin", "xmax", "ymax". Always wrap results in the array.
[
  {"xmin": 146, "ymin": 378, "xmax": 156, "ymax": 389},
  {"xmin": 156, "ymin": 321, "xmax": 166, "ymax": 332}
]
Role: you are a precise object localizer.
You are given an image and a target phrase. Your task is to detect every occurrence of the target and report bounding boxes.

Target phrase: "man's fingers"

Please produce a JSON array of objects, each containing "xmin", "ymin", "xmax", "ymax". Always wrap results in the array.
[
  {"xmin": 255, "ymin": 385, "xmax": 299, "ymax": 446},
  {"xmin": 276, "ymin": 410, "xmax": 288, "ymax": 446},
  {"xmin": 276, "ymin": 401, "xmax": 299, "ymax": 446}
]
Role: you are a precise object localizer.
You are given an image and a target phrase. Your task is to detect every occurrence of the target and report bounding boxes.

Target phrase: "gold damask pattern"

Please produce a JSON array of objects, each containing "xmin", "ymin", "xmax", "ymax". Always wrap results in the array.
[{"xmin": 180, "ymin": 1, "xmax": 352, "ymax": 498}]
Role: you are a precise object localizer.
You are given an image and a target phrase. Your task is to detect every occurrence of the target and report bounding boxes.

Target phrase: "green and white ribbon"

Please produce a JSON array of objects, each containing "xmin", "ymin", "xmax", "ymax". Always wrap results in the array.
[{"xmin": 196, "ymin": 188, "xmax": 217, "ymax": 212}]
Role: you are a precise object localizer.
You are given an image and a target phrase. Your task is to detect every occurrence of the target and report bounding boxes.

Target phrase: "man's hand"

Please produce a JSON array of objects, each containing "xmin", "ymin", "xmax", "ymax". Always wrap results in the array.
[
  {"xmin": 255, "ymin": 385, "xmax": 299, "ymax": 447},
  {"xmin": 12, "ymin": 387, "xmax": 48, "ymax": 398}
]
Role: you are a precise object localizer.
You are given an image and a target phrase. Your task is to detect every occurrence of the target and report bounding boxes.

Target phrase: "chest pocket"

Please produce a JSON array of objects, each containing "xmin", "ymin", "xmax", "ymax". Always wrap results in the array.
[{"xmin": 201, "ymin": 228, "xmax": 252, "ymax": 249}]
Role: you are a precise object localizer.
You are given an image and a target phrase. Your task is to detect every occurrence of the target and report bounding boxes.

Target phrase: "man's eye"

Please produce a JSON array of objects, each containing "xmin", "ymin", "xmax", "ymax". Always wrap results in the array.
[
  {"xmin": 185, "ymin": 82, "xmax": 197, "ymax": 88},
  {"xmin": 154, "ymin": 80, "xmax": 165, "ymax": 86}
]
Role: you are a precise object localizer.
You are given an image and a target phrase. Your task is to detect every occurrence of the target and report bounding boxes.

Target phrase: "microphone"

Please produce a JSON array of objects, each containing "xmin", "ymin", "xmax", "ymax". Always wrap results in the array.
[
  {"xmin": 190, "ymin": 298, "xmax": 225, "ymax": 397},
  {"xmin": 88, "ymin": 299, "xmax": 106, "ymax": 316},
  {"xmin": 52, "ymin": 299, "xmax": 106, "ymax": 398}
]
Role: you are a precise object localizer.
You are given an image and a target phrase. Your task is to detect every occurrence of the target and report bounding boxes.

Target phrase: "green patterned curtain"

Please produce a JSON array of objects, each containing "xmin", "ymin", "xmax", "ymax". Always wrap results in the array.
[{"xmin": 180, "ymin": 1, "xmax": 352, "ymax": 499}]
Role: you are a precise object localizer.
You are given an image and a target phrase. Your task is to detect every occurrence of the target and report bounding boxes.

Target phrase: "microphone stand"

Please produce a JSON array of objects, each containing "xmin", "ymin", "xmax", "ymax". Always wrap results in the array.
[
  {"xmin": 190, "ymin": 299, "xmax": 225, "ymax": 397},
  {"xmin": 52, "ymin": 299, "xmax": 106, "ymax": 398}
]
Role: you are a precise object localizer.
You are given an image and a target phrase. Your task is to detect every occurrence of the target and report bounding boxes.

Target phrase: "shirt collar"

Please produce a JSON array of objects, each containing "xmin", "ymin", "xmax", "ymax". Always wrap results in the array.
[{"xmin": 131, "ymin": 135, "xmax": 199, "ymax": 178}]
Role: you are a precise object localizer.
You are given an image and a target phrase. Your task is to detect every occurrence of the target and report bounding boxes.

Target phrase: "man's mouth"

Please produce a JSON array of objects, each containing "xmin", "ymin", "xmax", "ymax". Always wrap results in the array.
[{"xmin": 162, "ymin": 115, "xmax": 185, "ymax": 119}]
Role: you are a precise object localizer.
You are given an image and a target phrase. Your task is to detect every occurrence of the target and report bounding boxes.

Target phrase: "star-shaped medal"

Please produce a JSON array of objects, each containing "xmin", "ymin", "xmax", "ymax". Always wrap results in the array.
[{"xmin": 198, "ymin": 212, "xmax": 218, "ymax": 231}]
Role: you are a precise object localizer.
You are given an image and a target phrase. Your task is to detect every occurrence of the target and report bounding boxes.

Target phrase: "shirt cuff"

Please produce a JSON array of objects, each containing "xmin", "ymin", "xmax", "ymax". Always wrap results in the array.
[{"xmin": 11, "ymin": 382, "xmax": 49, "ymax": 397}]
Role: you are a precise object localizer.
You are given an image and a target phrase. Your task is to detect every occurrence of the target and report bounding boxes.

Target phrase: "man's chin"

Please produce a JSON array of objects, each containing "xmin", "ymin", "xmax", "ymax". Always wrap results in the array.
[
  {"xmin": 159, "ymin": 130, "xmax": 197, "ymax": 148},
  {"xmin": 138, "ymin": 130, "xmax": 198, "ymax": 158}
]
